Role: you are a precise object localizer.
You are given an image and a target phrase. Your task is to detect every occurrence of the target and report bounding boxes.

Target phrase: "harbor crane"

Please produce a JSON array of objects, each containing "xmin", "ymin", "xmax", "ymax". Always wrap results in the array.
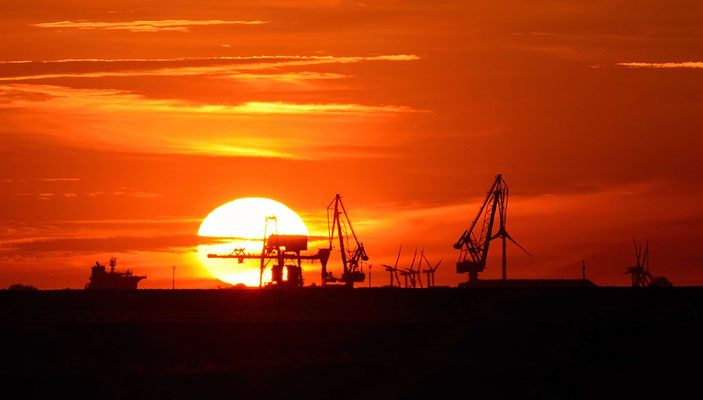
[
  {"xmin": 453, "ymin": 174, "xmax": 531, "ymax": 283},
  {"xmin": 324, "ymin": 194, "xmax": 368, "ymax": 287},
  {"xmin": 208, "ymin": 216, "xmax": 331, "ymax": 288}
]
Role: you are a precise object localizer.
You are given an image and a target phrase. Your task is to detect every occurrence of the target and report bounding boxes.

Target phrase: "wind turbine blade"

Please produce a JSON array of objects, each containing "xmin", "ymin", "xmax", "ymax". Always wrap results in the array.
[
  {"xmin": 506, "ymin": 233, "xmax": 532, "ymax": 256},
  {"xmin": 417, "ymin": 247, "xmax": 425, "ymax": 272},
  {"xmin": 423, "ymin": 254, "xmax": 432, "ymax": 269},
  {"xmin": 633, "ymin": 238, "xmax": 641, "ymax": 266},
  {"xmin": 394, "ymin": 244, "xmax": 402, "ymax": 268}
]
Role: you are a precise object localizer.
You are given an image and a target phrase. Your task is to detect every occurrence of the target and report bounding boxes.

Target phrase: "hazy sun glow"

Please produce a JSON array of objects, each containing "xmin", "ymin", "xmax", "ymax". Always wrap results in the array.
[{"xmin": 197, "ymin": 198, "xmax": 308, "ymax": 286}]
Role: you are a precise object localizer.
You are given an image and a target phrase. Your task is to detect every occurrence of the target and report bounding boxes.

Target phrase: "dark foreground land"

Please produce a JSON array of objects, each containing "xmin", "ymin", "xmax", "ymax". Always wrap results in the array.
[{"xmin": 1, "ymin": 287, "xmax": 702, "ymax": 399}]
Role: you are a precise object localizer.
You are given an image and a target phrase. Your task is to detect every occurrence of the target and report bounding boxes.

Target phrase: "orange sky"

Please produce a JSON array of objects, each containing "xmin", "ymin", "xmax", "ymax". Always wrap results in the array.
[{"xmin": 1, "ymin": 0, "xmax": 702, "ymax": 288}]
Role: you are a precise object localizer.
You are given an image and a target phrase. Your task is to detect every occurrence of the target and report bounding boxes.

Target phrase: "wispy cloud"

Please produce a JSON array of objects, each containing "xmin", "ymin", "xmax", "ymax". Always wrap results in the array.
[
  {"xmin": 0, "ymin": 84, "xmax": 421, "ymax": 116},
  {"xmin": 0, "ymin": 55, "xmax": 420, "ymax": 82},
  {"xmin": 13, "ymin": 192, "xmax": 57, "ymax": 200},
  {"xmin": 32, "ymin": 19, "xmax": 268, "ymax": 33},
  {"xmin": 616, "ymin": 62, "xmax": 703, "ymax": 69},
  {"xmin": 0, "ymin": 84, "xmax": 422, "ymax": 159},
  {"xmin": 10, "ymin": 190, "xmax": 160, "ymax": 200},
  {"xmin": 186, "ymin": 102, "xmax": 419, "ymax": 115},
  {"xmin": 0, "ymin": 54, "xmax": 420, "ymax": 65},
  {"xmin": 0, "ymin": 234, "xmax": 212, "ymax": 254},
  {"xmin": 0, "ymin": 53, "xmax": 422, "ymax": 160},
  {"xmin": 225, "ymin": 72, "xmax": 349, "ymax": 83},
  {"xmin": 34, "ymin": 178, "xmax": 80, "ymax": 182},
  {"xmin": 0, "ymin": 178, "xmax": 79, "ymax": 183},
  {"xmin": 110, "ymin": 191, "xmax": 163, "ymax": 198},
  {"xmin": 52, "ymin": 218, "xmax": 202, "ymax": 225}
]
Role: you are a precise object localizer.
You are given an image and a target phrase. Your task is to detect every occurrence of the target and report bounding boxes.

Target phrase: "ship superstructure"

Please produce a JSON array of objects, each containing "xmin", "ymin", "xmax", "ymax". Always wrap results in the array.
[{"xmin": 85, "ymin": 257, "xmax": 146, "ymax": 289}]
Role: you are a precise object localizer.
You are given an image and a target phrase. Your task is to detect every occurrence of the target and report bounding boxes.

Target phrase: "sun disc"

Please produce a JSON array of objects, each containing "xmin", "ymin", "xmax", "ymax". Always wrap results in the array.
[{"xmin": 197, "ymin": 198, "xmax": 308, "ymax": 286}]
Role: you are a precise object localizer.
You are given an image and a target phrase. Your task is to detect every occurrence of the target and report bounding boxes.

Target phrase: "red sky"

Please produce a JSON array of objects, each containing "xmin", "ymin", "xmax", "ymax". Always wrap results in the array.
[{"xmin": 1, "ymin": 0, "xmax": 702, "ymax": 288}]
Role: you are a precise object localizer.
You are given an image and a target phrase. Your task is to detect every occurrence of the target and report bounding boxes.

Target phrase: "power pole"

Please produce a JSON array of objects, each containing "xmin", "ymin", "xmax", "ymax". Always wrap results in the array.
[
  {"xmin": 172, "ymin": 265, "xmax": 175, "ymax": 290},
  {"xmin": 581, "ymin": 260, "xmax": 586, "ymax": 280}
]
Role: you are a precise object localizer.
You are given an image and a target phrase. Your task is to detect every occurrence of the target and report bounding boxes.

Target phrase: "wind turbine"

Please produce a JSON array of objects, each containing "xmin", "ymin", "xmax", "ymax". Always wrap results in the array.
[
  {"xmin": 412, "ymin": 248, "xmax": 425, "ymax": 288},
  {"xmin": 422, "ymin": 254, "xmax": 443, "ymax": 287},
  {"xmin": 382, "ymin": 244, "xmax": 402, "ymax": 287},
  {"xmin": 403, "ymin": 248, "xmax": 419, "ymax": 288}
]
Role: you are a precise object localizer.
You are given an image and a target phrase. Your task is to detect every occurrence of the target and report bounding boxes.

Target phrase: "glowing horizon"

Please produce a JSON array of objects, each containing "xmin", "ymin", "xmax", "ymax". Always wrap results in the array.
[{"xmin": 1, "ymin": 0, "xmax": 701, "ymax": 289}]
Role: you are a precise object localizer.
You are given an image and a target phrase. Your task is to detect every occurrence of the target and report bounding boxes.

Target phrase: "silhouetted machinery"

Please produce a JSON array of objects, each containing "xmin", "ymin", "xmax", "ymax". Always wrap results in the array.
[
  {"xmin": 624, "ymin": 239, "xmax": 673, "ymax": 287},
  {"xmin": 453, "ymin": 174, "xmax": 530, "ymax": 283},
  {"xmin": 208, "ymin": 216, "xmax": 331, "ymax": 288},
  {"xmin": 323, "ymin": 194, "xmax": 368, "ymax": 287}
]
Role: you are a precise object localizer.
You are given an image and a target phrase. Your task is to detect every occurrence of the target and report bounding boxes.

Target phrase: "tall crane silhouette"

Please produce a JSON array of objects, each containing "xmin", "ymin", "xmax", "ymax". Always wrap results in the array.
[
  {"xmin": 453, "ymin": 174, "xmax": 531, "ymax": 282},
  {"xmin": 324, "ymin": 194, "xmax": 368, "ymax": 287}
]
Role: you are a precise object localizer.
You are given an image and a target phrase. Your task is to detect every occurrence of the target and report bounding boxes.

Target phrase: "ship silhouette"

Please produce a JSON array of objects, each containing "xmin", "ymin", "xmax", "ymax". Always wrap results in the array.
[{"xmin": 85, "ymin": 257, "xmax": 146, "ymax": 289}]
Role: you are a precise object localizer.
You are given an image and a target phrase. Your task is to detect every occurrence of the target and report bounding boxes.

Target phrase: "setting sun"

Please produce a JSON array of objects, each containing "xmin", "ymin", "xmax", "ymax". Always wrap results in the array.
[{"xmin": 197, "ymin": 198, "xmax": 308, "ymax": 286}]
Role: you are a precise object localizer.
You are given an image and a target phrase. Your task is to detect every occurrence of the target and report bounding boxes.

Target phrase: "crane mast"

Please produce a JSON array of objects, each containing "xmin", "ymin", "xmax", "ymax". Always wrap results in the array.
[{"xmin": 324, "ymin": 194, "xmax": 368, "ymax": 287}]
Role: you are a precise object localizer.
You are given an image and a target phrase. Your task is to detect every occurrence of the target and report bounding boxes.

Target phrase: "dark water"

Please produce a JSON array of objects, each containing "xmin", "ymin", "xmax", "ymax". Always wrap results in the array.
[{"xmin": 1, "ymin": 287, "xmax": 701, "ymax": 399}]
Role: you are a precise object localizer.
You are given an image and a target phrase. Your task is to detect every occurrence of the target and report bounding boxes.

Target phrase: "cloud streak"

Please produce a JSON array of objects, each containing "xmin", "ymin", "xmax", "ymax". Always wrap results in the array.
[
  {"xmin": 0, "ymin": 55, "xmax": 420, "ymax": 82},
  {"xmin": 0, "ymin": 84, "xmax": 420, "ymax": 115},
  {"xmin": 0, "ymin": 54, "xmax": 420, "ymax": 65},
  {"xmin": 0, "ymin": 52, "xmax": 422, "ymax": 160},
  {"xmin": 616, "ymin": 62, "xmax": 703, "ymax": 69},
  {"xmin": 0, "ymin": 84, "xmax": 422, "ymax": 159},
  {"xmin": 0, "ymin": 234, "xmax": 212, "ymax": 254},
  {"xmin": 32, "ymin": 19, "xmax": 268, "ymax": 32},
  {"xmin": 34, "ymin": 178, "xmax": 80, "ymax": 182}
]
